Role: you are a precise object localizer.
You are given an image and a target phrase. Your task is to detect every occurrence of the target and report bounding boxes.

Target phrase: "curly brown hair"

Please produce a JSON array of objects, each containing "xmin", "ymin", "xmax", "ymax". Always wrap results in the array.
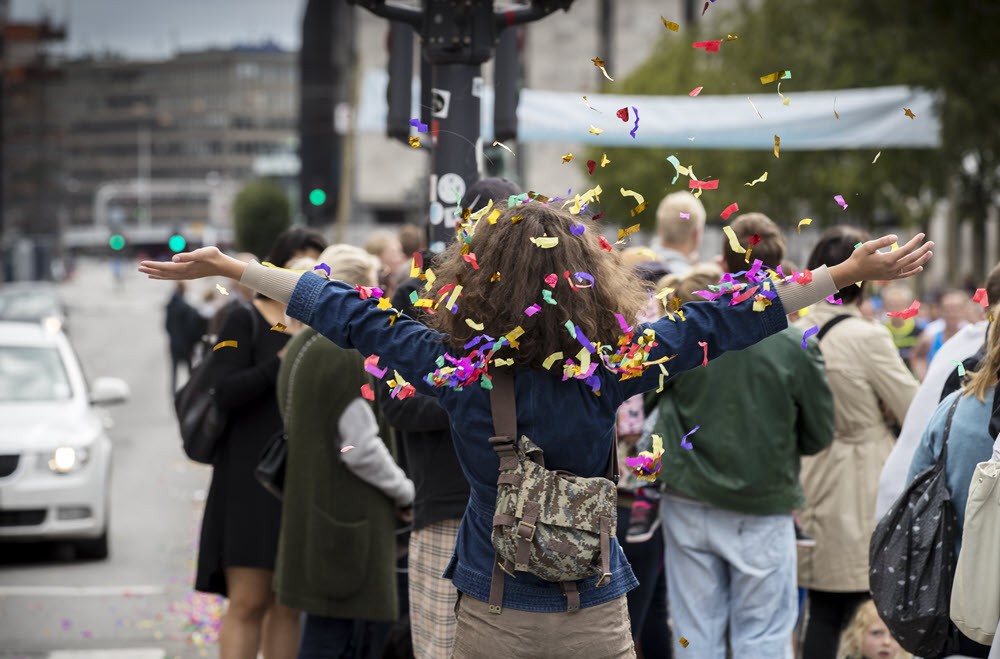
[{"xmin": 425, "ymin": 202, "xmax": 651, "ymax": 368}]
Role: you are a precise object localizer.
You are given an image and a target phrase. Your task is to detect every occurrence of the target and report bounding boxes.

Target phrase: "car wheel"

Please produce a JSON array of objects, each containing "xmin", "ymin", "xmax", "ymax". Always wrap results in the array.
[{"xmin": 75, "ymin": 528, "xmax": 109, "ymax": 560}]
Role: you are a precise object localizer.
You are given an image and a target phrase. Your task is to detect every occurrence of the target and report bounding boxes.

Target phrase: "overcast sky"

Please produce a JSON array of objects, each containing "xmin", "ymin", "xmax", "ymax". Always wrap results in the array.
[{"xmin": 10, "ymin": 0, "xmax": 305, "ymax": 57}]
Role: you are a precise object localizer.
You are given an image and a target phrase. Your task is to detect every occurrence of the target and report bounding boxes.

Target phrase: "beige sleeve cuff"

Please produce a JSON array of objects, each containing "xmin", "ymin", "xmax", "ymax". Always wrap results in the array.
[
  {"xmin": 775, "ymin": 264, "xmax": 838, "ymax": 314},
  {"xmin": 239, "ymin": 261, "xmax": 303, "ymax": 305}
]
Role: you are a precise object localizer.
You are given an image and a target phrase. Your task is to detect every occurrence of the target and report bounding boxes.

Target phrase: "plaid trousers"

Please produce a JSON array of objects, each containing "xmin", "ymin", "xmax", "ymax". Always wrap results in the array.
[{"xmin": 408, "ymin": 518, "xmax": 461, "ymax": 659}]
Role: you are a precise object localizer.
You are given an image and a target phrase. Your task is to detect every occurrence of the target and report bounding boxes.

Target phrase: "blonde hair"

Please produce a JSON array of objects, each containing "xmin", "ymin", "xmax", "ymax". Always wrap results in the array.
[
  {"xmin": 674, "ymin": 263, "xmax": 725, "ymax": 305},
  {"xmin": 284, "ymin": 256, "xmax": 318, "ymax": 272},
  {"xmin": 317, "ymin": 244, "xmax": 381, "ymax": 288},
  {"xmin": 836, "ymin": 600, "xmax": 911, "ymax": 659},
  {"xmin": 620, "ymin": 246, "xmax": 659, "ymax": 267},
  {"xmin": 964, "ymin": 302, "xmax": 1000, "ymax": 401},
  {"xmin": 363, "ymin": 229, "xmax": 402, "ymax": 260},
  {"xmin": 654, "ymin": 191, "xmax": 705, "ymax": 247}
]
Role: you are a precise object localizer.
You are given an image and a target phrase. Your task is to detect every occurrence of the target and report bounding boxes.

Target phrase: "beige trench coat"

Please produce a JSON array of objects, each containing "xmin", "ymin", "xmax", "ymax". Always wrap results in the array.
[{"xmin": 795, "ymin": 303, "xmax": 918, "ymax": 592}]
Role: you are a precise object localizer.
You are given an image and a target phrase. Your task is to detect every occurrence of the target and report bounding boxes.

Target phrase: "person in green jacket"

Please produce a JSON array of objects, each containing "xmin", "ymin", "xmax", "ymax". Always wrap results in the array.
[
  {"xmin": 650, "ymin": 213, "xmax": 835, "ymax": 658},
  {"xmin": 273, "ymin": 244, "xmax": 414, "ymax": 659}
]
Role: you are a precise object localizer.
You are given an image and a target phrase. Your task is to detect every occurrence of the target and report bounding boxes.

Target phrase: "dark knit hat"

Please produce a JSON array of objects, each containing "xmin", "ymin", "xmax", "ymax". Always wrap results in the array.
[{"xmin": 459, "ymin": 177, "xmax": 522, "ymax": 213}]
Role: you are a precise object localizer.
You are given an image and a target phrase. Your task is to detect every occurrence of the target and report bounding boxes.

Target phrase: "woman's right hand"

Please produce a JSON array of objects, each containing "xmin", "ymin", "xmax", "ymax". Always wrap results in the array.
[{"xmin": 139, "ymin": 247, "xmax": 247, "ymax": 282}]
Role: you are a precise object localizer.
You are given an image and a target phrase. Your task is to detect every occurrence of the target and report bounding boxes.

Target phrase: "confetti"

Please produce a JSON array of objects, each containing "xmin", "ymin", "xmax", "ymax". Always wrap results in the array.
[
  {"xmin": 364, "ymin": 354, "xmax": 388, "ymax": 379},
  {"xmin": 409, "ymin": 118, "xmax": 428, "ymax": 132},
  {"xmin": 834, "ymin": 96, "xmax": 840, "ymax": 119},
  {"xmin": 408, "ymin": 136, "xmax": 422, "ymax": 148},
  {"xmin": 571, "ymin": 222, "xmax": 586, "ymax": 236},
  {"xmin": 777, "ymin": 82, "xmax": 790, "ymax": 106},
  {"xmin": 542, "ymin": 352, "xmax": 564, "ymax": 370},
  {"xmin": 625, "ymin": 433, "xmax": 664, "ymax": 480},
  {"xmin": 680, "ymin": 212, "xmax": 691, "ymax": 220},
  {"xmin": 620, "ymin": 188, "xmax": 646, "ymax": 217},
  {"xmin": 213, "ymin": 340, "xmax": 238, "ymax": 350},
  {"xmin": 797, "ymin": 218, "xmax": 813, "ymax": 233},
  {"xmin": 544, "ymin": 273, "xmax": 558, "ymax": 287},
  {"xmin": 492, "ymin": 140, "xmax": 515, "ymax": 155},
  {"xmin": 834, "ymin": 195, "xmax": 849, "ymax": 210},
  {"xmin": 759, "ymin": 70, "xmax": 792, "ymax": 84},
  {"xmin": 698, "ymin": 340, "xmax": 708, "ymax": 366},
  {"xmin": 530, "ymin": 236, "xmax": 559, "ymax": 248},
  {"xmin": 744, "ymin": 171, "xmax": 768, "ymax": 187},
  {"xmin": 360, "ymin": 383, "xmax": 374, "ymax": 400},
  {"xmin": 689, "ymin": 86, "xmax": 703, "ymax": 97},
  {"xmin": 600, "ymin": 153, "xmax": 611, "ymax": 167},
  {"xmin": 465, "ymin": 319, "xmax": 485, "ymax": 330},
  {"xmin": 525, "ymin": 304, "xmax": 542, "ymax": 316},
  {"xmin": 801, "ymin": 325, "xmax": 819, "ymax": 348},
  {"xmin": 973, "ymin": 288, "xmax": 989, "ymax": 307},
  {"xmin": 666, "ymin": 155, "xmax": 693, "ymax": 184},
  {"xmin": 679, "ymin": 637, "xmax": 690, "ymax": 648},
  {"xmin": 616, "ymin": 107, "xmax": 629, "ymax": 122},
  {"xmin": 561, "ymin": 153, "xmax": 574, "ymax": 164},
  {"xmin": 887, "ymin": 300, "xmax": 920, "ymax": 320},
  {"xmin": 588, "ymin": 125, "xmax": 604, "ymax": 135},
  {"xmin": 340, "ymin": 445, "xmax": 356, "ymax": 453},
  {"xmin": 722, "ymin": 226, "xmax": 746, "ymax": 254},
  {"xmin": 904, "ymin": 107, "xmax": 916, "ymax": 119},
  {"xmin": 692, "ymin": 40, "xmax": 722, "ymax": 52},
  {"xmin": 680, "ymin": 425, "xmax": 700, "ymax": 450},
  {"xmin": 617, "ymin": 223, "xmax": 641, "ymax": 242},
  {"xmin": 581, "ymin": 96, "xmax": 600, "ymax": 112},
  {"xmin": 314, "ymin": 262, "xmax": 332, "ymax": 278},
  {"xmin": 270, "ymin": 322, "xmax": 286, "ymax": 332},
  {"xmin": 720, "ymin": 203, "xmax": 739, "ymax": 220},
  {"xmin": 689, "ymin": 179, "xmax": 719, "ymax": 190},
  {"xmin": 773, "ymin": 134, "xmax": 781, "ymax": 158},
  {"xmin": 586, "ymin": 160, "xmax": 597, "ymax": 175},
  {"xmin": 746, "ymin": 96, "xmax": 764, "ymax": 120},
  {"xmin": 660, "ymin": 17, "xmax": 680, "ymax": 31},
  {"xmin": 953, "ymin": 360, "xmax": 967, "ymax": 378},
  {"xmin": 462, "ymin": 253, "xmax": 480, "ymax": 269},
  {"xmin": 541, "ymin": 289, "xmax": 558, "ymax": 305},
  {"xmin": 592, "ymin": 56, "xmax": 614, "ymax": 81},
  {"xmin": 598, "ymin": 235, "xmax": 613, "ymax": 251},
  {"xmin": 872, "ymin": 151, "xmax": 882, "ymax": 164},
  {"xmin": 215, "ymin": 284, "xmax": 229, "ymax": 296},
  {"xmin": 629, "ymin": 106, "xmax": 640, "ymax": 139}
]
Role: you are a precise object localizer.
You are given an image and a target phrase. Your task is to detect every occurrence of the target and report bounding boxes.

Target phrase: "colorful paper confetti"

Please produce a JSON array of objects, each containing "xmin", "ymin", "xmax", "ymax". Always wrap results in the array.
[
  {"xmin": 592, "ymin": 56, "xmax": 614, "ymax": 81},
  {"xmin": 722, "ymin": 226, "xmax": 746, "ymax": 254},
  {"xmin": 973, "ymin": 288, "xmax": 989, "ymax": 307},
  {"xmin": 213, "ymin": 340, "xmax": 238, "ymax": 351},
  {"xmin": 689, "ymin": 179, "xmax": 719, "ymax": 190},
  {"xmin": 773, "ymin": 134, "xmax": 781, "ymax": 158},
  {"xmin": 797, "ymin": 218, "xmax": 813, "ymax": 233},
  {"xmin": 215, "ymin": 284, "xmax": 228, "ymax": 296},
  {"xmin": 408, "ymin": 136, "xmax": 421, "ymax": 148},
  {"xmin": 588, "ymin": 125, "xmax": 604, "ymax": 135},
  {"xmin": 629, "ymin": 106, "xmax": 640, "ymax": 139},
  {"xmin": 689, "ymin": 86, "xmax": 703, "ymax": 97},
  {"xmin": 679, "ymin": 425, "xmax": 700, "ymax": 450},
  {"xmin": 904, "ymin": 107, "xmax": 916, "ymax": 119},
  {"xmin": 492, "ymin": 140, "xmax": 515, "ymax": 155},
  {"xmin": 692, "ymin": 40, "xmax": 722, "ymax": 52},
  {"xmin": 759, "ymin": 70, "xmax": 792, "ymax": 84},
  {"xmin": 744, "ymin": 171, "xmax": 768, "ymax": 187},
  {"xmin": 409, "ymin": 118, "xmax": 428, "ymax": 132},
  {"xmin": 720, "ymin": 203, "xmax": 740, "ymax": 220},
  {"xmin": 660, "ymin": 17, "xmax": 680, "ymax": 31},
  {"xmin": 834, "ymin": 195, "xmax": 849, "ymax": 210},
  {"xmin": 801, "ymin": 325, "xmax": 819, "ymax": 348},
  {"xmin": 887, "ymin": 300, "xmax": 920, "ymax": 320}
]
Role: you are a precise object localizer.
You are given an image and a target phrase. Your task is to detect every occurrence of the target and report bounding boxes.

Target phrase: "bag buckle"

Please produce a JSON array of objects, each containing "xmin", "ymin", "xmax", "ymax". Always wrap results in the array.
[
  {"xmin": 595, "ymin": 572, "xmax": 612, "ymax": 588},
  {"xmin": 515, "ymin": 520, "xmax": 536, "ymax": 542}
]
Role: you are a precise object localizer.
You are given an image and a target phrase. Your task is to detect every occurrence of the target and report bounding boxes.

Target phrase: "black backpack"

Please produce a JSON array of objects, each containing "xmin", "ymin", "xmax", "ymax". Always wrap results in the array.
[{"xmin": 869, "ymin": 394, "xmax": 961, "ymax": 657}]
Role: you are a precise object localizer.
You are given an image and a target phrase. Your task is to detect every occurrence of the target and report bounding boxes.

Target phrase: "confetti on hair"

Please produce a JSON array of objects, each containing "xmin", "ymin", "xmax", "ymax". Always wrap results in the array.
[
  {"xmin": 801, "ymin": 325, "xmax": 819, "ymax": 348},
  {"xmin": 661, "ymin": 17, "xmax": 680, "ymax": 31},
  {"xmin": 887, "ymin": 300, "xmax": 920, "ymax": 320},
  {"xmin": 270, "ymin": 323, "xmax": 286, "ymax": 332},
  {"xmin": 462, "ymin": 253, "xmax": 480, "ymax": 269},
  {"xmin": 408, "ymin": 136, "xmax": 421, "ymax": 148},
  {"xmin": 626, "ymin": 434, "xmax": 664, "ymax": 481},
  {"xmin": 629, "ymin": 106, "xmax": 640, "ymax": 139},
  {"xmin": 680, "ymin": 212, "xmax": 691, "ymax": 220},
  {"xmin": 834, "ymin": 194, "xmax": 849, "ymax": 210},
  {"xmin": 744, "ymin": 171, "xmax": 768, "ymax": 186},
  {"xmin": 341, "ymin": 445, "xmax": 356, "ymax": 453},
  {"xmin": 213, "ymin": 340, "xmax": 238, "ymax": 350},
  {"xmin": 360, "ymin": 384, "xmax": 374, "ymax": 401},
  {"xmin": 571, "ymin": 222, "xmax": 586, "ymax": 236},
  {"xmin": 314, "ymin": 262, "xmax": 331, "ymax": 278},
  {"xmin": 679, "ymin": 426, "xmax": 700, "ymax": 450},
  {"xmin": 692, "ymin": 40, "xmax": 722, "ymax": 52},
  {"xmin": 591, "ymin": 56, "xmax": 614, "ymax": 81},
  {"xmin": 525, "ymin": 304, "xmax": 542, "ymax": 317},
  {"xmin": 530, "ymin": 236, "xmax": 559, "ymax": 249},
  {"xmin": 773, "ymin": 134, "xmax": 781, "ymax": 158},
  {"xmin": 797, "ymin": 218, "xmax": 813, "ymax": 233},
  {"xmin": 903, "ymin": 107, "xmax": 916, "ymax": 119},
  {"xmin": 492, "ymin": 140, "xmax": 514, "ymax": 155},
  {"xmin": 541, "ymin": 290, "xmax": 557, "ymax": 305},
  {"xmin": 542, "ymin": 352, "xmax": 564, "ymax": 370},
  {"xmin": 720, "ymin": 203, "xmax": 739, "ymax": 220},
  {"xmin": 795, "ymin": 270, "xmax": 813, "ymax": 285},
  {"xmin": 760, "ymin": 70, "xmax": 792, "ymax": 84},
  {"xmin": 409, "ymin": 118, "xmax": 428, "ymax": 132},
  {"xmin": 598, "ymin": 235, "xmax": 613, "ymax": 252},
  {"xmin": 588, "ymin": 125, "xmax": 604, "ymax": 135},
  {"xmin": 616, "ymin": 107, "xmax": 629, "ymax": 122},
  {"xmin": 215, "ymin": 284, "xmax": 229, "ymax": 296},
  {"xmin": 698, "ymin": 341, "xmax": 708, "ymax": 366},
  {"xmin": 689, "ymin": 86, "xmax": 703, "ymax": 97},
  {"xmin": 973, "ymin": 288, "xmax": 989, "ymax": 307},
  {"xmin": 722, "ymin": 226, "xmax": 746, "ymax": 254},
  {"xmin": 544, "ymin": 273, "xmax": 559, "ymax": 288},
  {"xmin": 465, "ymin": 319, "xmax": 485, "ymax": 330}
]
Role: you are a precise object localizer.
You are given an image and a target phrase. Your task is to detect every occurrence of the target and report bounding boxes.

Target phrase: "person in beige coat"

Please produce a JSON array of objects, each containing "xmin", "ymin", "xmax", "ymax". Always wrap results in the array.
[{"xmin": 794, "ymin": 227, "xmax": 919, "ymax": 659}]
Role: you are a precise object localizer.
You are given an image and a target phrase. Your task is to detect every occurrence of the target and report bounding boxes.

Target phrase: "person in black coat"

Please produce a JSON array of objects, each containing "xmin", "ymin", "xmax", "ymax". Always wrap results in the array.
[{"xmin": 165, "ymin": 281, "xmax": 207, "ymax": 391}]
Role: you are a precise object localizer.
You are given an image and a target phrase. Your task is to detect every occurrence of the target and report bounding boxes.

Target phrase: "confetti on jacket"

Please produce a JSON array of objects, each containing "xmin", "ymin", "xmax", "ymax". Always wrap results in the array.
[
  {"xmin": 679, "ymin": 426, "xmax": 700, "ymax": 450},
  {"xmin": 800, "ymin": 325, "xmax": 819, "ymax": 349}
]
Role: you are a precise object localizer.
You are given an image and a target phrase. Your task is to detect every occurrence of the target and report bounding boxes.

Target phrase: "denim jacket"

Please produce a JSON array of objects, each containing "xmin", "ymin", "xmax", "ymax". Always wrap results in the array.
[{"xmin": 286, "ymin": 272, "xmax": 791, "ymax": 611}]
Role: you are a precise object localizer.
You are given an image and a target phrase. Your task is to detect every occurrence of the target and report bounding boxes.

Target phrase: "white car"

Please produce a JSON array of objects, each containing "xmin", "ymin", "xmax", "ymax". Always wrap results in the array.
[{"xmin": 0, "ymin": 321, "xmax": 129, "ymax": 559}]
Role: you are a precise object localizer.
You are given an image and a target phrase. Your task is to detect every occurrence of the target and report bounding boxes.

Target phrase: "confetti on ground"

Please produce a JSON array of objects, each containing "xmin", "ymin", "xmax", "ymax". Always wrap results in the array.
[
  {"xmin": 680, "ymin": 425, "xmax": 700, "ymax": 450},
  {"xmin": 887, "ymin": 300, "xmax": 920, "ymax": 319},
  {"xmin": 661, "ymin": 17, "xmax": 680, "ymax": 31},
  {"xmin": 215, "ymin": 284, "xmax": 228, "ymax": 296},
  {"xmin": 760, "ymin": 70, "xmax": 792, "ymax": 84},
  {"xmin": 692, "ymin": 40, "xmax": 722, "ymax": 52},
  {"xmin": 629, "ymin": 106, "xmax": 640, "ymax": 139},
  {"xmin": 834, "ymin": 195, "xmax": 849, "ymax": 210},
  {"xmin": 904, "ymin": 107, "xmax": 916, "ymax": 119},
  {"xmin": 797, "ymin": 218, "xmax": 812, "ymax": 233},
  {"xmin": 591, "ymin": 56, "xmax": 614, "ymax": 81},
  {"xmin": 492, "ymin": 140, "xmax": 515, "ymax": 155},
  {"xmin": 872, "ymin": 151, "xmax": 882, "ymax": 164},
  {"xmin": 720, "ymin": 203, "xmax": 739, "ymax": 220},
  {"xmin": 409, "ymin": 118, "xmax": 428, "ymax": 132},
  {"xmin": 773, "ymin": 134, "xmax": 781, "ymax": 158},
  {"xmin": 213, "ymin": 340, "xmax": 237, "ymax": 350},
  {"xmin": 745, "ymin": 171, "xmax": 768, "ymax": 187},
  {"xmin": 801, "ymin": 325, "xmax": 819, "ymax": 348},
  {"xmin": 689, "ymin": 86, "xmax": 703, "ymax": 97},
  {"xmin": 616, "ymin": 107, "xmax": 629, "ymax": 122},
  {"xmin": 973, "ymin": 288, "xmax": 989, "ymax": 307},
  {"xmin": 588, "ymin": 125, "xmax": 604, "ymax": 135}
]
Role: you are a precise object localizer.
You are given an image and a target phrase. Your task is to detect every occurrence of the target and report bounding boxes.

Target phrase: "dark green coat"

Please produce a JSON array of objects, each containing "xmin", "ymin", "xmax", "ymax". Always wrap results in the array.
[{"xmin": 273, "ymin": 328, "xmax": 400, "ymax": 621}]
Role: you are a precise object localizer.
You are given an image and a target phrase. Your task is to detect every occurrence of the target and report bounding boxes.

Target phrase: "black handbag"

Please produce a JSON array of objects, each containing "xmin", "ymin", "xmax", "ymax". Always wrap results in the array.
[{"xmin": 255, "ymin": 429, "xmax": 287, "ymax": 500}]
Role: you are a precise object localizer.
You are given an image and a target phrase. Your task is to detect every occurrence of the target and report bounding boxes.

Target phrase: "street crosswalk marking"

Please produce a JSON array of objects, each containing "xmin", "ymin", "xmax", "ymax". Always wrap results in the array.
[{"xmin": 48, "ymin": 650, "xmax": 164, "ymax": 658}]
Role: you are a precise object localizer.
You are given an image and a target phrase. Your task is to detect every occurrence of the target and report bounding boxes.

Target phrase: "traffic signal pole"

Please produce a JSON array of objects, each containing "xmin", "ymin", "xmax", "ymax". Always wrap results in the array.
[{"xmin": 350, "ymin": 0, "xmax": 572, "ymax": 251}]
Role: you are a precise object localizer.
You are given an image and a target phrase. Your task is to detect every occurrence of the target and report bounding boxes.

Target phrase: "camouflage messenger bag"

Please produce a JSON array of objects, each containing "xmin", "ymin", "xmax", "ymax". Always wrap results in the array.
[{"xmin": 486, "ymin": 371, "xmax": 618, "ymax": 614}]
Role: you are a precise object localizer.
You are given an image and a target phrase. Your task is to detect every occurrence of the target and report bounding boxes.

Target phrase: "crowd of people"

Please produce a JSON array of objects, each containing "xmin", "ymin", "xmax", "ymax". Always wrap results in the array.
[{"xmin": 145, "ymin": 177, "xmax": 1000, "ymax": 659}]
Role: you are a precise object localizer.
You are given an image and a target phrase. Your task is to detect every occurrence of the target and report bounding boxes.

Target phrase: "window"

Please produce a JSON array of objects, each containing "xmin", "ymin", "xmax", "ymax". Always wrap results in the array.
[{"xmin": 0, "ymin": 346, "xmax": 73, "ymax": 402}]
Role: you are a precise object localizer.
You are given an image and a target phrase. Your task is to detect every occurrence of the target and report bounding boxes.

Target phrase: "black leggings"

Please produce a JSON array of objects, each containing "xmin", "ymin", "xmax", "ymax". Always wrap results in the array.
[{"xmin": 802, "ymin": 590, "xmax": 870, "ymax": 659}]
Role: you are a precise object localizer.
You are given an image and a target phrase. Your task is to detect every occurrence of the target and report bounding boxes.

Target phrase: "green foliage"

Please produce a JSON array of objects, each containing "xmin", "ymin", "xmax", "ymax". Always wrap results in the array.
[
  {"xmin": 589, "ymin": 0, "xmax": 999, "ymax": 243},
  {"xmin": 233, "ymin": 179, "xmax": 292, "ymax": 260}
]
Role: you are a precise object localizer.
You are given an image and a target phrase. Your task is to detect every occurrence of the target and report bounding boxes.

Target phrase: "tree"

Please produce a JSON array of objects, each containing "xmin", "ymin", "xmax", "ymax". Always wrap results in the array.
[
  {"xmin": 588, "ymin": 0, "xmax": 999, "ymax": 281},
  {"xmin": 232, "ymin": 179, "xmax": 291, "ymax": 260}
]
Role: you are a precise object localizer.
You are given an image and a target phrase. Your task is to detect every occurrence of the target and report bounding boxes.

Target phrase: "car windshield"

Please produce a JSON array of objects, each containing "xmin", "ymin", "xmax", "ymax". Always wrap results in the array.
[
  {"xmin": 0, "ymin": 346, "xmax": 73, "ymax": 402},
  {"xmin": 0, "ymin": 290, "xmax": 60, "ymax": 322}
]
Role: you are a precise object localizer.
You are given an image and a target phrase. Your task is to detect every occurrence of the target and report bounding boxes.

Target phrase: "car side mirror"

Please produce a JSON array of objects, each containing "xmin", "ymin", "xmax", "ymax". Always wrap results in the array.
[{"xmin": 90, "ymin": 377, "xmax": 130, "ymax": 406}]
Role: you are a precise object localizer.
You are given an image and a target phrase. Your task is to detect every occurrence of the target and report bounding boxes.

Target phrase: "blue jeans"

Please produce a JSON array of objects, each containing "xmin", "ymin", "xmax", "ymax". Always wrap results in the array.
[
  {"xmin": 661, "ymin": 496, "xmax": 796, "ymax": 659},
  {"xmin": 298, "ymin": 614, "xmax": 392, "ymax": 659}
]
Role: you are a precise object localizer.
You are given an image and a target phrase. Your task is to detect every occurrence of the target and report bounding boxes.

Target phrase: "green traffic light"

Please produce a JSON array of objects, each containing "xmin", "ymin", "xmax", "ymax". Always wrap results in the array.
[
  {"xmin": 308, "ymin": 188, "xmax": 327, "ymax": 206},
  {"xmin": 108, "ymin": 234, "xmax": 126, "ymax": 251},
  {"xmin": 168, "ymin": 234, "xmax": 187, "ymax": 252}
]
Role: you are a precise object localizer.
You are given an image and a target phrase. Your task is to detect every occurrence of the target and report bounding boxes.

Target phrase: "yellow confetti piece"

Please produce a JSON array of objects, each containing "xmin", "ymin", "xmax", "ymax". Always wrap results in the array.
[
  {"xmin": 744, "ymin": 171, "xmax": 768, "ymax": 187},
  {"xmin": 505, "ymin": 326, "xmax": 525, "ymax": 349},
  {"xmin": 726, "ymin": 33, "xmax": 739, "ymax": 41},
  {"xmin": 486, "ymin": 208, "xmax": 501, "ymax": 224},
  {"xmin": 777, "ymin": 82, "xmax": 790, "ymax": 106},
  {"xmin": 679, "ymin": 637, "xmax": 690, "ymax": 648},
  {"xmin": 530, "ymin": 236, "xmax": 560, "ymax": 248},
  {"xmin": 660, "ymin": 17, "xmax": 680, "ymax": 31},
  {"xmin": 270, "ymin": 323, "xmax": 286, "ymax": 332},
  {"xmin": 600, "ymin": 153, "xmax": 611, "ymax": 167},
  {"xmin": 493, "ymin": 358, "xmax": 514, "ymax": 367},
  {"xmin": 510, "ymin": 215, "xmax": 524, "ymax": 225},
  {"xmin": 213, "ymin": 340, "xmax": 238, "ymax": 351},
  {"xmin": 722, "ymin": 225, "xmax": 746, "ymax": 253},
  {"xmin": 617, "ymin": 223, "xmax": 641, "ymax": 242},
  {"xmin": 759, "ymin": 70, "xmax": 791, "ymax": 84},
  {"xmin": 561, "ymin": 153, "xmax": 574, "ymax": 164},
  {"xmin": 492, "ymin": 140, "xmax": 515, "ymax": 155},
  {"xmin": 591, "ymin": 56, "xmax": 614, "ymax": 81},
  {"xmin": 215, "ymin": 284, "xmax": 229, "ymax": 296},
  {"xmin": 873, "ymin": 151, "xmax": 882, "ymax": 164},
  {"xmin": 588, "ymin": 125, "xmax": 604, "ymax": 135},
  {"xmin": 423, "ymin": 268, "xmax": 436, "ymax": 291},
  {"xmin": 797, "ymin": 218, "xmax": 812, "ymax": 234},
  {"xmin": 445, "ymin": 284, "xmax": 463, "ymax": 311},
  {"xmin": 465, "ymin": 318, "xmax": 485, "ymax": 330},
  {"xmin": 773, "ymin": 134, "xmax": 781, "ymax": 158},
  {"xmin": 631, "ymin": 201, "xmax": 648, "ymax": 217},
  {"xmin": 376, "ymin": 297, "xmax": 393, "ymax": 310},
  {"xmin": 890, "ymin": 241, "xmax": 899, "ymax": 251},
  {"xmin": 408, "ymin": 136, "xmax": 421, "ymax": 148},
  {"xmin": 620, "ymin": 188, "xmax": 646, "ymax": 216},
  {"xmin": 904, "ymin": 107, "xmax": 916, "ymax": 119},
  {"xmin": 542, "ymin": 352, "xmax": 564, "ymax": 370}
]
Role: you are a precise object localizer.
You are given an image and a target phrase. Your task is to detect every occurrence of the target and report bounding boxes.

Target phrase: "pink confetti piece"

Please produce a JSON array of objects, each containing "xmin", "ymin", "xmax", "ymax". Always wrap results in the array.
[
  {"xmin": 679, "ymin": 212, "xmax": 691, "ymax": 220},
  {"xmin": 544, "ymin": 273, "xmax": 558, "ymax": 288},
  {"xmin": 698, "ymin": 341, "xmax": 708, "ymax": 366},
  {"xmin": 692, "ymin": 40, "xmax": 722, "ymax": 52},
  {"xmin": 826, "ymin": 294, "xmax": 844, "ymax": 305},
  {"xmin": 360, "ymin": 383, "xmax": 375, "ymax": 400},
  {"xmin": 689, "ymin": 179, "xmax": 719, "ymax": 190},
  {"xmin": 364, "ymin": 354, "xmax": 388, "ymax": 379},
  {"xmin": 886, "ymin": 300, "xmax": 920, "ymax": 319},
  {"xmin": 720, "ymin": 202, "xmax": 740, "ymax": 220},
  {"xmin": 525, "ymin": 304, "xmax": 542, "ymax": 316},
  {"xmin": 340, "ymin": 445, "xmax": 355, "ymax": 453},
  {"xmin": 801, "ymin": 325, "xmax": 819, "ymax": 348},
  {"xmin": 973, "ymin": 288, "xmax": 989, "ymax": 307},
  {"xmin": 689, "ymin": 86, "xmax": 703, "ymax": 97},
  {"xmin": 680, "ymin": 425, "xmax": 700, "ymax": 450},
  {"xmin": 834, "ymin": 194, "xmax": 849, "ymax": 210}
]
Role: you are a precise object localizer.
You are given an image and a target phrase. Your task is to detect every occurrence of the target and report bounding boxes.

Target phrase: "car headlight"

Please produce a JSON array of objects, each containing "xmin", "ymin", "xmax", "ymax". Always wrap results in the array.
[{"xmin": 40, "ymin": 446, "xmax": 90, "ymax": 474}]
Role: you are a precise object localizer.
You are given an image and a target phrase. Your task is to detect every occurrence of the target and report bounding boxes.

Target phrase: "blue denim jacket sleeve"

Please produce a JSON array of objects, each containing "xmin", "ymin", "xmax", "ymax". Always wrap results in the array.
[
  {"xmin": 613, "ymin": 292, "xmax": 789, "ymax": 400},
  {"xmin": 286, "ymin": 272, "xmax": 447, "ymax": 397}
]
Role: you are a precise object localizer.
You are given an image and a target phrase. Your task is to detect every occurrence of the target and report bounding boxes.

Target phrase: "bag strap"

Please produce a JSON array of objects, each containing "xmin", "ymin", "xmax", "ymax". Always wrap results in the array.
[
  {"xmin": 939, "ymin": 393, "xmax": 961, "ymax": 467},
  {"xmin": 816, "ymin": 314, "xmax": 853, "ymax": 341}
]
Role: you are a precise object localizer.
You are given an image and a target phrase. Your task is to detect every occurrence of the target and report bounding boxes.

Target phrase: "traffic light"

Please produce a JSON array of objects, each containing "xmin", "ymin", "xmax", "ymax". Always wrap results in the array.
[
  {"xmin": 308, "ymin": 188, "xmax": 327, "ymax": 207},
  {"xmin": 168, "ymin": 234, "xmax": 187, "ymax": 253},
  {"xmin": 108, "ymin": 234, "xmax": 126, "ymax": 251}
]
